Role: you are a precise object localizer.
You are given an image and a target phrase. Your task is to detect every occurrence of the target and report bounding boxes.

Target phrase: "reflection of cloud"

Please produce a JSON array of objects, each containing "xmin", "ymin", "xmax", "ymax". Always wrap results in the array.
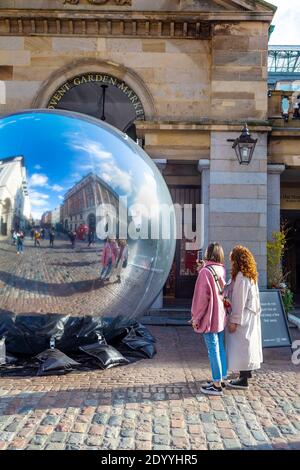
[
  {"xmin": 58, "ymin": 195, "xmax": 64, "ymax": 200},
  {"xmin": 34, "ymin": 164, "xmax": 42, "ymax": 170},
  {"xmin": 101, "ymin": 163, "xmax": 132, "ymax": 193},
  {"xmin": 51, "ymin": 184, "xmax": 63, "ymax": 192},
  {"xmin": 69, "ymin": 136, "xmax": 133, "ymax": 194},
  {"xmin": 29, "ymin": 173, "xmax": 48, "ymax": 187},
  {"xmin": 31, "ymin": 199, "xmax": 49, "ymax": 207},
  {"xmin": 72, "ymin": 141, "xmax": 112, "ymax": 161},
  {"xmin": 31, "ymin": 208, "xmax": 50, "ymax": 219},
  {"xmin": 30, "ymin": 191, "xmax": 49, "ymax": 201},
  {"xmin": 134, "ymin": 172, "xmax": 159, "ymax": 216}
]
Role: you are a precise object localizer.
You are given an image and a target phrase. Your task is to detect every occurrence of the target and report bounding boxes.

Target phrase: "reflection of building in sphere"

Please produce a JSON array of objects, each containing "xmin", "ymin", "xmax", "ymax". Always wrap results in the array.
[
  {"xmin": 61, "ymin": 172, "xmax": 120, "ymax": 237},
  {"xmin": 0, "ymin": 156, "xmax": 31, "ymax": 235},
  {"xmin": 0, "ymin": 110, "xmax": 175, "ymax": 321},
  {"xmin": 41, "ymin": 210, "xmax": 52, "ymax": 228}
]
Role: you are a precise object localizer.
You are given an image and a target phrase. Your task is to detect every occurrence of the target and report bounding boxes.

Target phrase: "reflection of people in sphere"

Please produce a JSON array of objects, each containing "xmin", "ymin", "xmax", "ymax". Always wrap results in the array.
[
  {"xmin": 114, "ymin": 239, "xmax": 129, "ymax": 283},
  {"xmin": 49, "ymin": 229, "xmax": 55, "ymax": 247},
  {"xmin": 87, "ymin": 230, "xmax": 95, "ymax": 247},
  {"xmin": 34, "ymin": 230, "xmax": 41, "ymax": 247},
  {"xmin": 100, "ymin": 237, "xmax": 118, "ymax": 282},
  {"xmin": 68, "ymin": 230, "xmax": 76, "ymax": 249},
  {"xmin": 16, "ymin": 230, "xmax": 24, "ymax": 254},
  {"xmin": 11, "ymin": 229, "xmax": 17, "ymax": 245}
]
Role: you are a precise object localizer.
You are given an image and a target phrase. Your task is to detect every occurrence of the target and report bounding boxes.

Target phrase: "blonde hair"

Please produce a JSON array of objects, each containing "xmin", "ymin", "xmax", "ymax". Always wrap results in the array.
[{"xmin": 205, "ymin": 242, "xmax": 225, "ymax": 264}]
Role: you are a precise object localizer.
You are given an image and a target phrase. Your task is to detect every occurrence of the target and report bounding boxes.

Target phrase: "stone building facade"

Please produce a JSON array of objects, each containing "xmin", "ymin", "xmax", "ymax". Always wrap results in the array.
[
  {"xmin": 61, "ymin": 172, "xmax": 119, "ymax": 235},
  {"xmin": 0, "ymin": 156, "xmax": 31, "ymax": 235},
  {"xmin": 0, "ymin": 0, "xmax": 300, "ymax": 304}
]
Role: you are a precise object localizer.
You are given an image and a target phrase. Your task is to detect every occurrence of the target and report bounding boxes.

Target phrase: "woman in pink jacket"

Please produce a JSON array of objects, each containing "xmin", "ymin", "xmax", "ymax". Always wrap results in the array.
[
  {"xmin": 191, "ymin": 242, "xmax": 227, "ymax": 396},
  {"xmin": 100, "ymin": 237, "xmax": 119, "ymax": 281}
]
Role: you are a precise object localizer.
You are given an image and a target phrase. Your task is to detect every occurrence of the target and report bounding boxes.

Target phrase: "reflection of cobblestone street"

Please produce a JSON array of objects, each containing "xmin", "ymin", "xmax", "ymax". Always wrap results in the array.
[{"xmin": 0, "ymin": 237, "xmax": 148, "ymax": 317}]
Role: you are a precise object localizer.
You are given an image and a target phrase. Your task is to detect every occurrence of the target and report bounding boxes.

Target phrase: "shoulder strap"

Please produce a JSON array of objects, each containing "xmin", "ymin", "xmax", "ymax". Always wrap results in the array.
[{"xmin": 206, "ymin": 265, "xmax": 223, "ymax": 295}]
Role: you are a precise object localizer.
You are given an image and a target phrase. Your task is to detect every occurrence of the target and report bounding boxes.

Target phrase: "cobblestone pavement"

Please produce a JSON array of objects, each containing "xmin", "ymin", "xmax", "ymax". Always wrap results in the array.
[
  {"xmin": 0, "ymin": 326, "xmax": 299, "ymax": 450},
  {"xmin": 0, "ymin": 237, "xmax": 149, "ymax": 317}
]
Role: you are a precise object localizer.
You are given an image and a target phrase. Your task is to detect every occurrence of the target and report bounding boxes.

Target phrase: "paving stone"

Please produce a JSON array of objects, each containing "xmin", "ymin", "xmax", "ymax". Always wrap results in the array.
[
  {"xmin": 123, "ymin": 410, "xmax": 136, "ymax": 419},
  {"xmin": 153, "ymin": 434, "xmax": 170, "ymax": 446},
  {"xmin": 171, "ymin": 428, "xmax": 187, "ymax": 438},
  {"xmin": 49, "ymin": 432, "xmax": 68, "ymax": 443},
  {"xmin": 105, "ymin": 426, "xmax": 119, "ymax": 439},
  {"xmin": 120, "ymin": 428, "xmax": 134, "ymax": 438},
  {"xmin": 92, "ymin": 413, "xmax": 110, "ymax": 425},
  {"xmin": 264, "ymin": 426, "xmax": 282, "ymax": 438},
  {"xmin": 251, "ymin": 430, "xmax": 268, "ymax": 442},
  {"xmin": 279, "ymin": 425, "xmax": 298, "ymax": 435},
  {"xmin": 153, "ymin": 425, "xmax": 169, "ymax": 435},
  {"xmin": 185, "ymin": 414, "xmax": 200, "ymax": 424},
  {"xmin": 45, "ymin": 443, "xmax": 66, "ymax": 450},
  {"xmin": 0, "ymin": 432, "xmax": 15, "ymax": 442},
  {"xmin": 206, "ymin": 433, "xmax": 222, "ymax": 443},
  {"xmin": 214, "ymin": 411, "xmax": 227, "ymax": 420},
  {"xmin": 67, "ymin": 433, "xmax": 85, "ymax": 445},
  {"xmin": 41, "ymin": 415, "xmax": 60, "ymax": 426},
  {"xmin": 108, "ymin": 415, "xmax": 122, "ymax": 426},
  {"xmin": 203, "ymin": 422, "xmax": 219, "ymax": 434},
  {"xmin": 29, "ymin": 434, "xmax": 48, "ymax": 446},
  {"xmin": 170, "ymin": 437, "xmax": 189, "ymax": 449},
  {"xmin": 101, "ymin": 438, "xmax": 118, "ymax": 450},
  {"xmin": 200, "ymin": 413, "xmax": 214, "ymax": 423},
  {"xmin": 208, "ymin": 442, "xmax": 224, "ymax": 450},
  {"xmin": 136, "ymin": 432, "xmax": 152, "ymax": 442},
  {"xmin": 223, "ymin": 439, "xmax": 241, "ymax": 449},
  {"xmin": 119, "ymin": 437, "xmax": 135, "ymax": 449},
  {"xmin": 85, "ymin": 436, "xmax": 102, "ymax": 447}
]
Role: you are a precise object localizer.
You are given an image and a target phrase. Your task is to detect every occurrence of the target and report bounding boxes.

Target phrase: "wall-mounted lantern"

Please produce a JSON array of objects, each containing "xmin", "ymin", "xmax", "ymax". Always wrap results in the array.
[{"xmin": 227, "ymin": 124, "xmax": 258, "ymax": 165}]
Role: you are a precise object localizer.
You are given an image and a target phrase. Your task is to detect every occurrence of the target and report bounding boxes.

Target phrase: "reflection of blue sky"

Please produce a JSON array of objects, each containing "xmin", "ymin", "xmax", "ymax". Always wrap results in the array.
[{"xmin": 0, "ymin": 111, "xmax": 158, "ymax": 220}]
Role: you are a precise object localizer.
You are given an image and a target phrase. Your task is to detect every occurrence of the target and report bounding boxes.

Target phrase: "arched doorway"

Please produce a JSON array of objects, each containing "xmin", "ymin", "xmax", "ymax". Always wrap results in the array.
[
  {"xmin": 47, "ymin": 73, "xmax": 145, "ymax": 140},
  {"xmin": 87, "ymin": 213, "xmax": 96, "ymax": 232}
]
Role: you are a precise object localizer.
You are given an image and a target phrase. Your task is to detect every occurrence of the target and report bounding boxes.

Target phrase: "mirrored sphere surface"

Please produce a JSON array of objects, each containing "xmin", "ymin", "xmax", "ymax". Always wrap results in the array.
[{"xmin": 0, "ymin": 110, "xmax": 175, "ymax": 321}]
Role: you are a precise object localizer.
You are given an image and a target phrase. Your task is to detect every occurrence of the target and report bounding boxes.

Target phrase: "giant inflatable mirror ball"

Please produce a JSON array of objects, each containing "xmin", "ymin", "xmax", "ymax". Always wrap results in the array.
[{"xmin": 0, "ymin": 110, "xmax": 176, "ymax": 326}]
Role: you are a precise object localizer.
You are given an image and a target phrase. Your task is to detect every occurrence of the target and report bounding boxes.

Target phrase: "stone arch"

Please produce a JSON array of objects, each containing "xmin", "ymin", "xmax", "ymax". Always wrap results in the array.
[
  {"xmin": 87, "ymin": 213, "xmax": 96, "ymax": 232},
  {"xmin": 32, "ymin": 58, "xmax": 156, "ymax": 120}
]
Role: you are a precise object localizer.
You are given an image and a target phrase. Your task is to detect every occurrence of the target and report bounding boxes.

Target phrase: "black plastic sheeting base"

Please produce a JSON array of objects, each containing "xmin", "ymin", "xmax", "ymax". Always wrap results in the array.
[{"xmin": 0, "ymin": 314, "xmax": 156, "ymax": 377}]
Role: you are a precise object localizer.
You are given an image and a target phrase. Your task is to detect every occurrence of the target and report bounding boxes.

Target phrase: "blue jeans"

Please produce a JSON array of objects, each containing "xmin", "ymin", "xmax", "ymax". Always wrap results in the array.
[
  {"xmin": 17, "ymin": 241, "xmax": 23, "ymax": 252},
  {"xmin": 203, "ymin": 331, "xmax": 227, "ymax": 382},
  {"xmin": 100, "ymin": 259, "xmax": 113, "ymax": 279}
]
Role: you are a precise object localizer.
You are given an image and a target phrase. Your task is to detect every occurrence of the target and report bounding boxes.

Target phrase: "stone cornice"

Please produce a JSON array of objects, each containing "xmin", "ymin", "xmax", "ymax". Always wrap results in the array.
[
  {"xmin": 0, "ymin": 9, "xmax": 274, "ymax": 37},
  {"xmin": 136, "ymin": 119, "xmax": 272, "ymax": 132},
  {"xmin": 135, "ymin": 121, "xmax": 272, "ymax": 132},
  {"xmin": 0, "ymin": 11, "xmax": 212, "ymax": 38},
  {"xmin": 270, "ymin": 128, "xmax": 300, "ymax": 137}
]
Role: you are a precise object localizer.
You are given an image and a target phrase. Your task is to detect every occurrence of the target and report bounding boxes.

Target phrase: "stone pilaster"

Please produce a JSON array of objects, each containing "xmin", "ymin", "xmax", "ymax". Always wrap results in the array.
[
  {"xmin": 267, "ymin": 164, "xmax": 285, "ymax": 241},
  {"xmin": 209, "ymin": 131, "xmax": 268, "ymax": 286},
  {"xmin": 150, "ymin": 158, "xmax": 167, "ymax": 309},
  {"xmin": 198, "ymin": 159, "xmax": 210, "ymax": 252}
]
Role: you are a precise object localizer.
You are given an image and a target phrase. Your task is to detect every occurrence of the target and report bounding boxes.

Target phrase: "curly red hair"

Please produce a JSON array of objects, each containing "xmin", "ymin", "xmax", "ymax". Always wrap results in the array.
[{"xmin": 230, "ymin": 245, "xmax": 258, "ymax": 283}]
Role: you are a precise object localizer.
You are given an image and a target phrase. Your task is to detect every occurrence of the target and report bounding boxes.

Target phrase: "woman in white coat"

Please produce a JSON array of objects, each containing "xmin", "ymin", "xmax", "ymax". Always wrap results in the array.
[{"xmin": 226, "ymin": 245, "xmax": 263, "ymax": 389}]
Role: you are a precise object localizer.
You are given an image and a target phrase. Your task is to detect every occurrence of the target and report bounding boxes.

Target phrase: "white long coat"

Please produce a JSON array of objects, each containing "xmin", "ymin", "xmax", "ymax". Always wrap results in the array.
[{"xmin": 226, "ymin": 272, "xmax": 263, "ymax": 372}]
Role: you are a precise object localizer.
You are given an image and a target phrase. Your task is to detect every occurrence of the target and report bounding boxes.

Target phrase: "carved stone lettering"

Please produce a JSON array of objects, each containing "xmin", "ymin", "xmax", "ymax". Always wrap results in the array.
[{"xmin": 48, "ymin": 73, "xmax": 145, "ymax": 120}]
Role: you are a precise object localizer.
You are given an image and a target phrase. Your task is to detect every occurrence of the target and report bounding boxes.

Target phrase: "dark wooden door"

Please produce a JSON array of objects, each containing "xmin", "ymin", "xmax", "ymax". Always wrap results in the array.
[{"xmin": 169, "ymin": 186, "xmax": 200, "ymax": 299}]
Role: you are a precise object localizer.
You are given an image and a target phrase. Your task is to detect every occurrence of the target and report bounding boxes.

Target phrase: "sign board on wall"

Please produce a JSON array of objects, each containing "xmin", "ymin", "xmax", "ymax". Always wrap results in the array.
[
  {"xmin": 260, "ymin": 290, "xmax": 292, "ymax": 348},
  {"xmin": 281, "ymin": 187, "xmax": 300, "ymax": 210}
]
